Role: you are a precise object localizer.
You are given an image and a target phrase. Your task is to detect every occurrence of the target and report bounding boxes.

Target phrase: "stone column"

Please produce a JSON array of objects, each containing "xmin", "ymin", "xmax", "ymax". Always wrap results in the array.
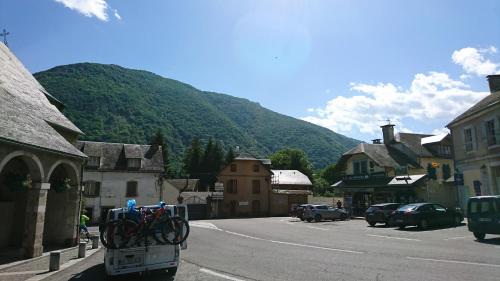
[{"xmin": 22, "ymin": 183, "xmax": 50, "ymax": 258}]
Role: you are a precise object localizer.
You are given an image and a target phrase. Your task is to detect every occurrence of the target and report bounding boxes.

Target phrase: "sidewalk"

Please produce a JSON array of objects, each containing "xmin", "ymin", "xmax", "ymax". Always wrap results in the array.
[{"xmin": 0, "ymin": 242, "xmax": 101, "ymax": 281}]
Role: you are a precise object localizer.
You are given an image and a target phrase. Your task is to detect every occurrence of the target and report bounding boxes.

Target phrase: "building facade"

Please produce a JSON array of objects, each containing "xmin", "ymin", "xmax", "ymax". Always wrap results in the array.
[
  {"xmin": 270, "ymin": 170, "xmax": 312, "ymax": 216},
  {"xmin": 217, "ymin": 156, "xmax": 272, "ymax": 217},
  {"xmin": 77, "ymin": 141, "xmax": 164, "ymax": 223},
  {"xmin": 0, "ymin": 43, "xmax": 86, "ymax": 258},
  {"xmin": 447, "ymin": 75, "xmax": 500, "ymax": 210},
  {"xmin": 333, "ymin": 125, "xmax": 456, "ymax": 215}
]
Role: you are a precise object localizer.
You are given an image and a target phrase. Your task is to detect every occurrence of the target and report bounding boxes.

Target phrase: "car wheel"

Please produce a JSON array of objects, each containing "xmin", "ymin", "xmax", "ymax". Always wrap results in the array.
[
  {"xmin": 368, "ymin": 222, "xmax": 376, "ymax": 227},
  {"xmin": 314, "ymin": 214, "xmax": 322, "ymax": 222},
  {"xmin": 473, "ymin": 232, "xmax": 485, "ymax": 240},
  {"xmin": 419, "ymin": 219, "xmax": 428, "ymax": 230},
  {"xmin": 398, "ymin": 225, "xmax": 405, "ymax": 230},
  {"xmin": 300, "ymin": 217, "xmax": 305, "ymax": 221},
  {"xmin": 454, "ymin": 215, "xmax": 462, "ymax": 226},
  {"xmin": 306, "ymin": 217, "xmax": 313, "ymax": 222}
]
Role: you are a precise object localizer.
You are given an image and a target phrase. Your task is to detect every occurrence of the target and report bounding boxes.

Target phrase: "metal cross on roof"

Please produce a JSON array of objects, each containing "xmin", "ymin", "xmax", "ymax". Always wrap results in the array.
[{"xmin": 1, "ymin": 29, "xmax": 10, "ymax": 47}]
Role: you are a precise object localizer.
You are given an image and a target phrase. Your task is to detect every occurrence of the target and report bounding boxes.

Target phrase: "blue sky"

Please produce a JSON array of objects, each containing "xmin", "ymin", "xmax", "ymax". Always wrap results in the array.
[{"xmin": 2, "ymin": 0, "xmax": 500, "ymax": 141}]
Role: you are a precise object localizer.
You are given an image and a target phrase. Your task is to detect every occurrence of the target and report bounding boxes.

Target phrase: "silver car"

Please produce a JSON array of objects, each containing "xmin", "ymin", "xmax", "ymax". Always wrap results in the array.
[{"xmin": 304, "ymin": 204, "xmax": 349, "ymax": 222}]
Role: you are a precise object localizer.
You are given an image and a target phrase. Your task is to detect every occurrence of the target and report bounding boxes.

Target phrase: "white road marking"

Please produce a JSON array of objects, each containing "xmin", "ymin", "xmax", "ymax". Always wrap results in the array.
[
  {"xmin": 444, "ymin": 236, "xmax": 468, "ymax": 240},
  {"xmin": 367, "ymin": 234, "xmax": 421, "ymax": 242},
  {"xmin": 189, "ymin": 222, "xmax": 222, "ymax": 231},
  {"xmin": 199, "ymin": 268, "xmax": 247, "ymax": 281},
  {"xmin": 407, "ymin": 256, "xmax": 500, "ymax": 268},
  {"xmin": 225, "ymin": 230, "xmax": 363, "ymax": 254},
  {"xmin": 0, "ymin": 270, "xmax": 46, "ymax": 276},
  {"xmin": 307, "ymin": 226, "xmax": 329, "ymax": 231}
]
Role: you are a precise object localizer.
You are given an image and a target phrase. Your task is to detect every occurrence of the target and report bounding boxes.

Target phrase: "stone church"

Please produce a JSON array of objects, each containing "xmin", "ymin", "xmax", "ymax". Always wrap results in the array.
[{"xmin": 0, "ymin": 42, "xmax": 87, "ymax": 258}]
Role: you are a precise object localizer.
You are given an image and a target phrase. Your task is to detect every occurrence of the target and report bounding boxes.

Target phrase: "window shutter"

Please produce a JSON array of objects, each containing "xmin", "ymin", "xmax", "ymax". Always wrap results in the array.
[{"xmin": 96, "ymin": 182, "xmax": 101, "ymax": 196}]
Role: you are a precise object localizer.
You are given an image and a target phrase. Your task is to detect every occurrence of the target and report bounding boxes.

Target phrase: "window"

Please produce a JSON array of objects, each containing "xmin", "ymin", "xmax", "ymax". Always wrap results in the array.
[
  {"xmin": 83, "ymin": 181, "xmax": 101, "ymax": 197},
  {"xmin": 486, "ymin": 120, "xmax": 497, "ymax": 146},
  {"xmin": 369, "ymin": 161, "xmax": 375, "ymax": 173},
  {"xmin": 127, "ymin": 158, "xmax": 141, "ymax": 169},
  {"xmin": 227, "ymin": 179, "xmax": 238, "ymax": 193},
  {"xmin": 464, "ymin": 128, "xmax": 474, "ymax": 152},
  {"xmin": 86, "ymin": 157, "xmax": 100, "ymax": 168},
  {"xmin": 433, "ymin": 204, "xmax": 446, "ymax": 212},
  {"xmin": 126, "ymin": 181, "xmax": 138, "ymax": 197},
  {"xmin": 438, "ymin": 145, "xmax": 451, "ymax": 156},
  {"xmin": 353, "ymin": 160, "xmax": 368, "ymax": 175},
  {"xmin": 253, "ymin": 164, "xmax": 260, "ymax": 172},
  {"xmin": 252, "ymin": 180, "xmax": 260, "ymax": 194},
  {"xmin": 230, "ymin": 164, "xmax": 237, "ymax": 172}
]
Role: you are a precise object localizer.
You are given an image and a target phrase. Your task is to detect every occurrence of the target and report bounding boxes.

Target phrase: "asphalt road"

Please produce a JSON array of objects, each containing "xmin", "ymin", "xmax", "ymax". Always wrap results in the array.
[{"xmin": 45, "ymin": 218, "xmax": 500, "ymax": 281}]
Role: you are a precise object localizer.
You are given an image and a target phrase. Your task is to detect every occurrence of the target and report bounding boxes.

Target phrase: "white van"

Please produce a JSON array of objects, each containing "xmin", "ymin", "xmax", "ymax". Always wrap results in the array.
[{"xmin": 102, "ymin": 204, "xmax": 188, "ymax": 279}]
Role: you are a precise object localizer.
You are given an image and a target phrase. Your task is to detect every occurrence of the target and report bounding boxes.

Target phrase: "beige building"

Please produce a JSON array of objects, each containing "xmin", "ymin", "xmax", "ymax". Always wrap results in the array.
[
  {"xmin": 334, "ymin": 125, "xmax": 455, "ymax": 216},
  {"xmin": 447, "ymin": 75, "xmax": 500, "ymax": 210},
  {"xmin": 0, "ymin": 43, "xmax": 86, "ymax": 258},
  {"xmin": 217, "ymin": 155, "xmax": 272, "ymax": 217},
  {"xmin": 77, "ymin": 141, "xmax": 164, "ymax": 223}
]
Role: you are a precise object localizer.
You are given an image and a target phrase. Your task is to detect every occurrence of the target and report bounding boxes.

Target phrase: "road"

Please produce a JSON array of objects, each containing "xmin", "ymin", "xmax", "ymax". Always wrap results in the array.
[{"xmin": 46, "ymin": 218, "xmax": 500, "ymax": 281}]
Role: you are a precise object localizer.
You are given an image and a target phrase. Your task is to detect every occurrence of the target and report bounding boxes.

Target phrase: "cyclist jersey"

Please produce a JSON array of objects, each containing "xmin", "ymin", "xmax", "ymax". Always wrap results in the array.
[{"xmin": 80, "ymin": 214, "xmax": 89, "ymax": 226}]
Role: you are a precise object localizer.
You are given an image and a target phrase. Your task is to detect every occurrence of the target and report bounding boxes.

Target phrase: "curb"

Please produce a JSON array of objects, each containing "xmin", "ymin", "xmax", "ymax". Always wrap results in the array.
[
  {"xmin": 0, "ymin": 245, "xmax": 78, "ymax": 272},
  {"xmin": 25, "ymin": 246, "xmax": 102, "ymax": 281}
]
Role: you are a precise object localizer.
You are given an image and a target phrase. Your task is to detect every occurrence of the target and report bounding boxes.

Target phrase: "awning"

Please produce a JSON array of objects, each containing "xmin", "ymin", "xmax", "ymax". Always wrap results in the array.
[
  {"xmin": 388, "ymin": 174, "xmax": 427, "ymax": 186},
  {"xmin": 272, "ymin": 189, "xmax": 313, "ymax": 195}
]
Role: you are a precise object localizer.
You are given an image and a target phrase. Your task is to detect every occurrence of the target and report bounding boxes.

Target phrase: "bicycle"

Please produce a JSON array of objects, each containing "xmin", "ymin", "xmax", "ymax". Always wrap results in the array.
[
  {"xmin": 79, "ymin": 226, "xmax": 91, "ymax": 243},
  {"xmin": 103, "ymin": 206, "xmax": 189, "ymax": 249}
]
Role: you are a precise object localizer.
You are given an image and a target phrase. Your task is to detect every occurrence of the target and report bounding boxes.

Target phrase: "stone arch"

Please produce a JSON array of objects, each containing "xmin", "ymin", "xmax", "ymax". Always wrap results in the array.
[
  {"xmin": 43, "ymin": 159, "xmax": 81, "ymax": 247},
  {"xmin": 45, "ymin": 160, "xmax": 80, "ymax": 184},
  {"xmin": 0, "ymin": 150, "xmax": 44, "ymax": 249},
  {"xmin": 0, "ymin": 150, "xmax": 44, "ymax": 182}
]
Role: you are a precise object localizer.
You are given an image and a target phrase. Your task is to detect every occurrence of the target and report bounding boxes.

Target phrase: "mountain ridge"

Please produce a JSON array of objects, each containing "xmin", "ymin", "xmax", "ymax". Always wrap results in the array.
[{"xmin": 34, "ymin": 62, "xmax": 360, "ymax": 171}]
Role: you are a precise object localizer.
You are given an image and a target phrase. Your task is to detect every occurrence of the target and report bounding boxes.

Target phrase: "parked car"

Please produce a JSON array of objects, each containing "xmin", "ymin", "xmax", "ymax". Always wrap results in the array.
[
  {"xmin": 295, "ymin": 204, "xmax": 314, "ymax": 221},
  {"xmin": 391, "ymin": 203, "xmax": 463, "ymax": 230},
  {"xmin": 303, "ymin": 204, "xmax": 348, "ymax": 222},
  {"xmin": 364, "ymin": 203, "xmax": 400, "ymax": 227},
  {"xmin": 467, "ymin": 196, "xmax": 500, "ymax": 240}
]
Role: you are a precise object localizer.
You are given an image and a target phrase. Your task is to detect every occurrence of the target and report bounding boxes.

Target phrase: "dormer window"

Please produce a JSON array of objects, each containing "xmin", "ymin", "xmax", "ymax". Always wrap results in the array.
[
  {"xmin": 127, "ymin": 158, "xmax": 142, "ymax": 169},
  {"xmin": 86, "ymin": 156, "xmax": 100, "ymax": 168}
]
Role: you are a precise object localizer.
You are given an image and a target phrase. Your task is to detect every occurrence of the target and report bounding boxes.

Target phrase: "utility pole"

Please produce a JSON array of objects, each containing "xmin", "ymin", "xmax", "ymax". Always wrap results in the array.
[{"xmin": 1, "ymin": 29, "xmax": 10, "ymax": 47}]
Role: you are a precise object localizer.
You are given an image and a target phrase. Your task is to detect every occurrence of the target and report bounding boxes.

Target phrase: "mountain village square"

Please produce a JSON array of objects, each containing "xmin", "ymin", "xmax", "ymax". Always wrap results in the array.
[{"xmin": 1, "ymin": 1, "xmax": 500, "ymax": 280}]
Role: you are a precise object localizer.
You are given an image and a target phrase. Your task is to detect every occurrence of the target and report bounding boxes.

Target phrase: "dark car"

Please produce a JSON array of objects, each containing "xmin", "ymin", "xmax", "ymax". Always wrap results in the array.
[
  {"xmin": 365, "ymin": 203, "xmax": 400, "ymax": 226},
  {"xmin": 391, "ymin": 203, "xmax": 463, "ymax": 230},
  {"xmin": 467, "ymin": 196, "xmax": 500, "ymax": 240},
  {"xmin": 295, "ymin": 204, "xmax": 314, "ymax": 221}
]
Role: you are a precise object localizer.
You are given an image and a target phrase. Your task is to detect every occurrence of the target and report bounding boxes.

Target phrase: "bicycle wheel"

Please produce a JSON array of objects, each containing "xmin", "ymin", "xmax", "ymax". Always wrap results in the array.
[
  {"xmin": 100, "ymin": 221, "xmax": 116, "ymax": 249},
  {"xmin": 161, "ymin": 217, "xmax": 189, "ymax": 245},
  {"xmin": 113, "ymin": 219, "xmax": 139, "ymax": 249}
]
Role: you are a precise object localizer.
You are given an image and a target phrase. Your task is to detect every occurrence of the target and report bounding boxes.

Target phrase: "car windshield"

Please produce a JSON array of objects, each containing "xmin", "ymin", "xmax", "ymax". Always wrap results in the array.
[
  {"xmin": 366, "ymin": 206, "xmax": 381, "ymax": 212},
  {"xmin": 397, "ymin": 205, "xmax": 418, "ymax": 212},
  {"xmin": 315, "ymin": 205, "xmax": 328, "ymax": 210}
]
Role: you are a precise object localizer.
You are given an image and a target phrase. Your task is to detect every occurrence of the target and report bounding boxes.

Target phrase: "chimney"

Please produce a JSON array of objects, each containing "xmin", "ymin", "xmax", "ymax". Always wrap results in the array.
[
  {"xmin": 372, "ymin": 139, "xmax": 382, "ymax": 144},
  {"xmin": 487, "ymin": 75, "xmax": 500, "ymax": 94},
  {"xmin": 381, "ymin": 124, "xmax": 395, "ymax": 144}
]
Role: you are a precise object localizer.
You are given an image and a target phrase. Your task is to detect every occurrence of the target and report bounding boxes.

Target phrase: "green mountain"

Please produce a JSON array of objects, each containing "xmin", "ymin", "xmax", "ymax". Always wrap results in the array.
[{"xmin": 34, "ymin": 63, "xmax": 359, "ymax": 171}]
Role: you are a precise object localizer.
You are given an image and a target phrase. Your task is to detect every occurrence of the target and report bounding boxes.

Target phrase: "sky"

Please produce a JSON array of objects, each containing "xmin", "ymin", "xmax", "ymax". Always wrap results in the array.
[{"xmin": 1, "ymin": 0, "xmax": 500, "ymax": 142}]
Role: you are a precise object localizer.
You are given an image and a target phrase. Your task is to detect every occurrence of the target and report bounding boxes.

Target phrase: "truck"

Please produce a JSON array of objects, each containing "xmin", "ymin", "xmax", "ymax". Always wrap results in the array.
[{"xmin": 102, "ymin": 204, "xmax": 188, "ymax": 279}]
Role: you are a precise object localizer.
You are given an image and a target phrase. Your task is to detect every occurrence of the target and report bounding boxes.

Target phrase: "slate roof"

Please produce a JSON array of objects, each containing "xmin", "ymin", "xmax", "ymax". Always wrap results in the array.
[
  {"xmin": 76, "ymin": 141, "xmax": 164, "ymax": 172},
  {"xmin": 271, "ymin": 170, "xmax": 312, "ymax": 186},
  {"xmin": 341, "ymin": 143, "xmax": 418, "ymax": 168},
  {"xmin": 447, "ymin": 92, "xmax": 500, "ymax": 127},
  {"xmin": 166, "ymin": 179, "xmax": 200, "ymax": 192},
  {"xmin": 0, "ymin": 43, "xmax": 85, "ymax": 158},
  {"xmin": 421, "ymin": 133, "xmax": 448, "ymax": 145},
  {"xmin": 396, "ymin": 133, "xmax": 434, "ymax": 158}
]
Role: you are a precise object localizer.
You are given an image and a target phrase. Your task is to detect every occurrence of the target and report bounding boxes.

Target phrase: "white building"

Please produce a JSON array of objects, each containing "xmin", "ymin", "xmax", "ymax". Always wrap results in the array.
[{"xmin": 77, "ymin": 141, "xmax": 164, "ymax": 223}]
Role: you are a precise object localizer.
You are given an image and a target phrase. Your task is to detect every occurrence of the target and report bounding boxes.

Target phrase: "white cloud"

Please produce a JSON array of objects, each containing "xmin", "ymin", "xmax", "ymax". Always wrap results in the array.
[
  {"xmin": 113, "ymin": 9, "xmax": 121, "ymax": 20},
  {"xmin": 431, "ymin": 128, "xmax": 450, "ymax": 136},
  {"xmin": 302, "ymin": 72, "xmax": 489, "ymax": 136},
  {"xmin": 452, "ymin": 47, "xmax": 499, "ymax": 76},
  {"xmin": 54, "ymin": 0, "xmax": 119, "ymax": 21}
]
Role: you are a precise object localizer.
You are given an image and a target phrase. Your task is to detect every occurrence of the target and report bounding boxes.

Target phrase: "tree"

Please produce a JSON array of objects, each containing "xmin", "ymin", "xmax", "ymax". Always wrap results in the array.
[
  {"xmin": 225, "ymin": 147, "xmax": 236, "ymax": 165},
  {"xmin": 183, "ymin": 137, "xmax": 203, "ymax": 177},
  {"xmin": 442, "ymin": 164, "xmax": 451, "ymax": 181},
  {"xmin": 269, "ymin": 148, "xmax": 313, "ymax": 180},
  {"xmin": 320, "ymin": 163, "xmax": 343, "ymax": 185},
  {"xmin": 149, "ymin": 129, "xmax": 171, "ymax": 177}
]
